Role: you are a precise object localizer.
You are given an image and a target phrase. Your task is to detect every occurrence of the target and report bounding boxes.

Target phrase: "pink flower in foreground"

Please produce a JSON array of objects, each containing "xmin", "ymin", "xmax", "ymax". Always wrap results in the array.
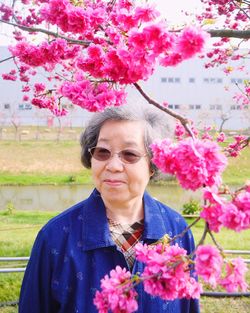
[
  {"xmin": 151, "ymin": 138, "xmax": 227, "ymax": 191},
  {"xmin": 201, "ymin": 188, "xmax": 250, "ymax": 232},
  {"xmin": 177, "ymin": 27, "xmax": 209, "ymax": 59},
  {"xmin": 220, "ymin": 258, "xmax": 248, "ymax": 292},
  {"xmin": 219, "ymin": 202, "xmax": 248, "ymax": 232},
  {"xmin": 195, "ymin": 245, "xmax": 223, "ymax": 288},
  {"xmin": 135, "ymin": 243, "xmax": 202, "ymax": 300},
  {"xmin": 94, "ymin": 266, "xmax": 138, "ymax": 313},
  {"xmin": 200, "ymin": 203, "xmax": 225, "ymax": 232}
]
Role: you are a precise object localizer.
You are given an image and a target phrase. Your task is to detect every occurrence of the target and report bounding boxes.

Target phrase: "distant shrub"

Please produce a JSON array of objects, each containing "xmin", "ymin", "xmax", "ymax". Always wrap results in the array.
[{"xmin": 182, "ymin": 199, "xmax": 201, "ymax": 215}]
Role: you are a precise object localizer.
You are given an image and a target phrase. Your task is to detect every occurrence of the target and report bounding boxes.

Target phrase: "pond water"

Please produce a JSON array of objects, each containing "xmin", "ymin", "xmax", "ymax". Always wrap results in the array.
[{"xmin": 0, "ymin": 184, "xmax": 202, "ymax": 213}]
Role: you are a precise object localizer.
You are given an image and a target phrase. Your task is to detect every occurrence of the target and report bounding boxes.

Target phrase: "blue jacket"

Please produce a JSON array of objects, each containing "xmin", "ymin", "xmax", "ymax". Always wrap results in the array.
[{"xmin": 19, "ymin": 189, "xmax": 199, "ymax": 313}]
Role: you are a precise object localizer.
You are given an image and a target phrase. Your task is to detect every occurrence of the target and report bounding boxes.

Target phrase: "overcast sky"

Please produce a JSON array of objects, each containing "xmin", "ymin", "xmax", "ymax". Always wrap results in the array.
[{"xmin": 0, "ymin": 0, "xmax": 203, "ymax": 45}]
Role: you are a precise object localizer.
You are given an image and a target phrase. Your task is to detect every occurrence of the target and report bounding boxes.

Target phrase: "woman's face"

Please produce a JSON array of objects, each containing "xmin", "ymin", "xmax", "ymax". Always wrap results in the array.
[{"xmin": 91, "ymin": 120, "xmax": 152, "ymax": 206}]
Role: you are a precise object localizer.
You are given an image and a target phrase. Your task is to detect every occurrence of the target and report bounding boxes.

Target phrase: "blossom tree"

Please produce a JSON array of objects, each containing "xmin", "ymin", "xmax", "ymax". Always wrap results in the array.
[{"xmin": 0, "ymin": 0, "xmax": 250, "ymax": 312}]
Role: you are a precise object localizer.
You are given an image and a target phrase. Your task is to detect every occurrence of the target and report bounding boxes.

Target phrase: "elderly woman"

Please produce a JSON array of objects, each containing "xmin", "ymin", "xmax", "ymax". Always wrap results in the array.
[{"xmin": 19, "ymin": 106, "xmax": 199, "ymax": 313}]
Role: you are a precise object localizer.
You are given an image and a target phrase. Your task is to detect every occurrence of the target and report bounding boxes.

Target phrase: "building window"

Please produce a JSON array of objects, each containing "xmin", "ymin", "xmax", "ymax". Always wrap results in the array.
[
  {"xmin": 168, "ymin": 104, "xmax": 180, "ymax": 110},
  {"xmin": 231, "ymin": 78, "xmax": 243, "ymax": 84},
  {"xmin": 189, "ymin": 104, "xmax": 201, "ymax": 110},
  {"xmin": 203, "ymin": 78, "xmax": 223, "ymax": 84},
  {"xmin": 4, "ymin": 103, "xmax": 10, "ymax": 109},
  {"xmin": 161, "ymin": 77, "xmax": 181, "ymax": 83},
  {"xmin": 18, "ymin": 103, "xmax": 32, "ymax": 110},
  {"xmin": 189, "ymin": 78, "xmax": 195, "ymax": 83},
  {"xmin": 216, "ymin": 105, "xmax": 222, "ymax": 110},
  {"xmin": 210, "ymin": 105, "xmax": 215, "ymax": 110}
]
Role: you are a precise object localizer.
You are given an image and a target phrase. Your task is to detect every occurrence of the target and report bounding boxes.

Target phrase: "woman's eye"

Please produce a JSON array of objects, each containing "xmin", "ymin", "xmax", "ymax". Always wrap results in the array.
[{"xmin": 97, "ymin": 148, "xmax": 110, "ymax": 155}]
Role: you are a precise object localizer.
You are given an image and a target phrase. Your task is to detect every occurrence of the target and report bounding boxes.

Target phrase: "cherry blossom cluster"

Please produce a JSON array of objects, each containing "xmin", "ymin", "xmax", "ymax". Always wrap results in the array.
[
  {"xmin": 195, "ymin": 245, "xmax": 248, "ymax": 292},
  {"xmin": 233, "ymin": 82, "xmax": 250, "ymax": 108},
  {"xmin": 94, "ymin": 266, "xmax": 138, "ymax": 313},
  {"xmin": 60, "ymin": 79, "xmax": 126, "ymax": 112},
  {"xmin": 200, "ymin": 0, "xmax": 249, "ymax": 22},
  {"xmin": 1, "ymin": 0, "xmax": 208, "ymax": 114},
  {"xmin": 150, "ymin": 137, "xmax": 227, "ymax": 191},
  {"xmin": 174, "ymin": 123, "xmax": 226, "ymax": 143},
  {"xmin": 9, "ymin": 39, "xmax": 80, "ymax": 69},
  {"xmin": 200, "ymin": 186, "xmax": 250, "ymax": 232},
  {"xmin": 94, "ymin": 242, "xmax": 202, "ymax": 313},
  {"xmin": 224, "ymin": 135, "xmax": 249, "ymax": 157},
  {"xmin": 135, "ymin": 242, "xmax": 202, "ymax": 300}
]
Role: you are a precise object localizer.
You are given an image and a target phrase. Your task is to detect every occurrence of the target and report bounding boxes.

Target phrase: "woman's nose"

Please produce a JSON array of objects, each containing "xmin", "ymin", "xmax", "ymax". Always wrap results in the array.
[{"xmin": 105, "ymin": 153, "xmax": 124, "ymax": 171}]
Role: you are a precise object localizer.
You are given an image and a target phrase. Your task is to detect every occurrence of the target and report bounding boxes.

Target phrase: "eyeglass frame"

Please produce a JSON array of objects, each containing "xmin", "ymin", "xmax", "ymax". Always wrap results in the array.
[{"xmin": 88, "ymin": 146, "xmax": 149, "ymax": 164}]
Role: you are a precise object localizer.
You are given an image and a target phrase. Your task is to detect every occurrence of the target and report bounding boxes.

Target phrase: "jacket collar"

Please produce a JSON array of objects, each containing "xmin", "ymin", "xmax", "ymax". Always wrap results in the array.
[{"xmin": 82, "ymin": 189, "xmax": 168, "ymax": 251}]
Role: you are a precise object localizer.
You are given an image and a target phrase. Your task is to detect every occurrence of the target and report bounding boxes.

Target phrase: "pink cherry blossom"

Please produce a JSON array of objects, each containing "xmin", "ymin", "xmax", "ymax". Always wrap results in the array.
[
  {"xmin": 200, "ymin": 203, "xmax": 224, "ymax": 233},
  {"xmin": 94, "ymin": 266, "xmax": 138, "ymax": 313},
  {"xmin": 34, "ymin": 83, "xmax": 46, "ymax": 94},
  {"xmin": 176, "ymin": 27, "xmax": 209, "ymax": 59},
  {"xmin": 60, "ymin": 80, "xmax": 126, "ymax": 112},
  {"xmin": 220, "ymin": 258, "xmax": 248, "ymax": 292},
  {"xmin": 0, "ymin": 3, "xmax": 13, "ymax": 21},
  {"xmin": 135, "ymin": 243, "xmax": 202, "ymax": 300},
  {"xmin": 151, "ymin": 138, "xmax": 227, "ymax": 191},
  {"xmin": 217, "ymin": 132, "xmax": 226, "ymax": 142},
  {"xmin": 195, "ymin": 245, "xmax": 223, "ymax": 288},
  {"xmin": 23, "ymin": 95, "xmax": 29, "ymax": 101},
  {"xmin": 2, "ymin": 72, "xmax": 17, "ymax": 81}
]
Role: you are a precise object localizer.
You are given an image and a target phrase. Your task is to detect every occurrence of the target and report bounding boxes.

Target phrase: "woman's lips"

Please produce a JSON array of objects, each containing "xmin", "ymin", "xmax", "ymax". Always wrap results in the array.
[{"xmin": 103, "ymin": 179, "xmax": 125, "ymax": 186}]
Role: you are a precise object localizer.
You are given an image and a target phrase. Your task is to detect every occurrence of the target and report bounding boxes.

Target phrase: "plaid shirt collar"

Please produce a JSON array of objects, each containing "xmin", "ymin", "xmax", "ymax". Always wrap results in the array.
[
  {"xmin": 108, "ymin": 218, "xmax": 144, "ymax": 268},
  {"xmin": 82, "ymin": 189, "xmax": 168, "ymax": 251}
]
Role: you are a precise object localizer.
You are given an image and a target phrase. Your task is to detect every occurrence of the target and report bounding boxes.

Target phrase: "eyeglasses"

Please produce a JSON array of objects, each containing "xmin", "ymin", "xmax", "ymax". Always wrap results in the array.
[{"xmin": 88, "ymin": 146, "xmax": 148, "ymax": 164}]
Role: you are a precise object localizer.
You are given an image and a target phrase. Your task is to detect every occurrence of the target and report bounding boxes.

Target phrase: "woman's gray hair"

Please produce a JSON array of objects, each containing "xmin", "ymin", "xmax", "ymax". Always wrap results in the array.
[{"xmin": 80, "ymin": 105, "xmax": 168, "ymax": 179}]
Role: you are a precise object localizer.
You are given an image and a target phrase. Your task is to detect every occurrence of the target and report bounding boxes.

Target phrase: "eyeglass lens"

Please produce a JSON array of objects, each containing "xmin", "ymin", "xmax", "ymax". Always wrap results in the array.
[{"xmin": 90, "ymin": 147, "xmax": 142, "ymax": 164}]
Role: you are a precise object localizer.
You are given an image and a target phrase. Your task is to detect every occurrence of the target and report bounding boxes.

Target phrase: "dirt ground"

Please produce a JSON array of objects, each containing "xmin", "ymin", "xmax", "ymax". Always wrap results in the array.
[{"xmin": 0, "ymin": 126, "xmax": 84, "ymax": 174}]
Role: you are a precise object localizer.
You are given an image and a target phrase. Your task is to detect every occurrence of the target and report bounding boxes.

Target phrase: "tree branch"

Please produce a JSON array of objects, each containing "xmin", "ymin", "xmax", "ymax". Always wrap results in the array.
[
  {"xmin": 208, "ymin": 29, "xmax": 250, "ymax": 39},
  {"xmin": 133, "ymin": 82, "xmax": 196, "ymax": 139},
  {"xmin": 0, "ymin": 56, "xmax": 14, "ymax": 64},
  {"xmin": 0, "ymin": 19, "xmax": 91, "ymax": 46}
]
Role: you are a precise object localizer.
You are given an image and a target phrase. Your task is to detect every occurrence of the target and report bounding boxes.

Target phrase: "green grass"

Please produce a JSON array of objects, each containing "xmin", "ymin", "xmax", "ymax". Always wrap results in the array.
[
  {"xmin": 0, "ymin": 139, "xmax": 249, "ymax": 186},
  {"xmin": 0, "ymin": 171, "xmax": 92, "ymax": 185},
  {"xmin": 0, "ymin": 211, "xmax": 250, "ymax": 313}
]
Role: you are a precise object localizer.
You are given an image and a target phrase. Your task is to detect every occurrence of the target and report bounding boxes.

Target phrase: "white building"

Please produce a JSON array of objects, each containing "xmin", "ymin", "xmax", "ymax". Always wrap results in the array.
[{"xmin": 0, "ymin": 46, "xmax": 249, "ymax": 130}]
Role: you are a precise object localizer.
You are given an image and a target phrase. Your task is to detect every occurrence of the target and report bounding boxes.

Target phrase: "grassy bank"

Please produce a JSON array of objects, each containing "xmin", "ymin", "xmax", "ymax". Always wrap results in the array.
[
  {"xmin": 0, "ymin": 140, "xmax": 249, "ymax": 186},
  {"xmin": 0, "ymin": 211, "xmax": 250, "ymax": 312}
]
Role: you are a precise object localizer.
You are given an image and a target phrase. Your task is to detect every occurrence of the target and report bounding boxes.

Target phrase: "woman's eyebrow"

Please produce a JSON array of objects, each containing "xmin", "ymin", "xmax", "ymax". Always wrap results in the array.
[{"xmin": 98, "ymin": 138, "xmax": 139, "ymax": 147}]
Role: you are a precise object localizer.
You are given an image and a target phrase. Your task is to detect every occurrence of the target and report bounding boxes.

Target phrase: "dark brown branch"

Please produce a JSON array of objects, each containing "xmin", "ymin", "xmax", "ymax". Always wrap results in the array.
[
  {"xmin": 0, "ymin": 19, "xmax": 91, "ymax": 46},
  {"xmin": 233, "ymin": 0, "xmax": 250, "ymax": 20},
  {"xmin": 197, "ymin": 222, "xmax": 209, "ymax": 247},
  {"xmin": 207, "ymin": 227, "xmax": 224, "ymax": 254},
  {"xmin": 168, "ymin": 217, "xmax": 201, "ymax": 244},
  {"xmin": 0, "ymin": 56, "xmax": 14, "ymax": 63},
  {"xmin": 133, "ymin": 82, "xmax": 195, "ymax": 139},
  {"xmin": 208, "ymin": 29, "xmax": 250, "ymax": 39}
]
